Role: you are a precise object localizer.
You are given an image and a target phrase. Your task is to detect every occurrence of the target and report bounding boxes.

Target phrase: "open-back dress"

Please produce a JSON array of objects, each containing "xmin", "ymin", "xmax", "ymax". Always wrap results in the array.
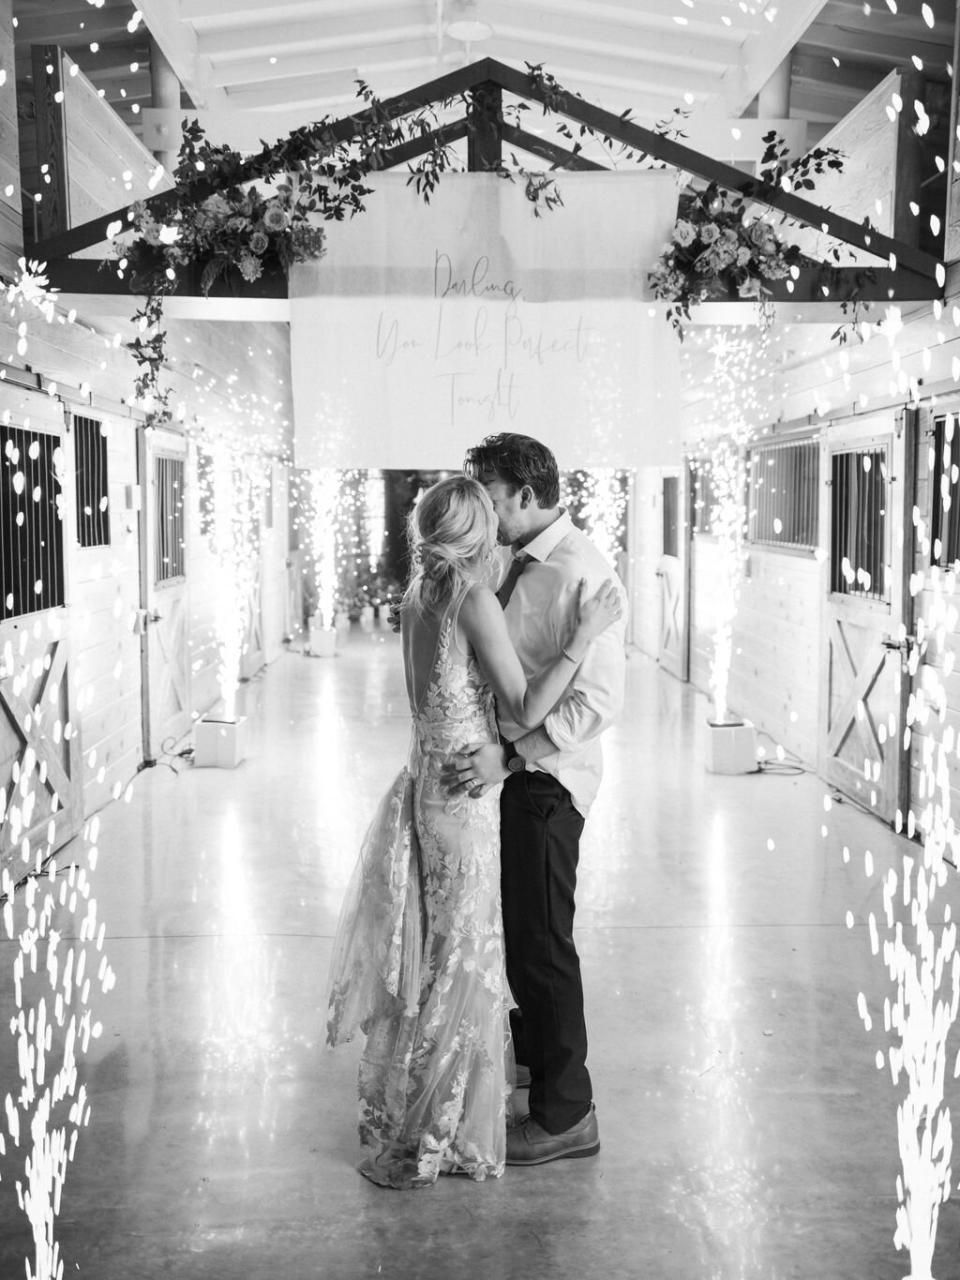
[{"xmin": 326, "ymin": 582, "xmax": 510, "ymax": 1188}]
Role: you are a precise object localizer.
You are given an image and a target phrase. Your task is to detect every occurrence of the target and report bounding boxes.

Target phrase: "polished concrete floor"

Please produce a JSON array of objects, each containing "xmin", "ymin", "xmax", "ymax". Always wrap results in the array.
[{"xmin": 1, "ymin": 627, "xmax": 959, "ymax": 1280}]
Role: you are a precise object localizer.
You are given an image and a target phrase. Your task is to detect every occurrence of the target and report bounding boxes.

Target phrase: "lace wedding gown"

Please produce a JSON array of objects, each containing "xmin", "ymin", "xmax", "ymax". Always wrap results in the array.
[{"xmin": 326, "ymin": 584, "xmax": 510, "ymax": 1188}]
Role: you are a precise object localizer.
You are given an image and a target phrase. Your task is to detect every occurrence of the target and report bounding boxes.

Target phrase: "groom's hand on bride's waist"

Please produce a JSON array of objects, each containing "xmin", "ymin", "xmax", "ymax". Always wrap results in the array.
[{"xmin": 441, "ymin": 742, "xmax": 509, "ymax": 797}]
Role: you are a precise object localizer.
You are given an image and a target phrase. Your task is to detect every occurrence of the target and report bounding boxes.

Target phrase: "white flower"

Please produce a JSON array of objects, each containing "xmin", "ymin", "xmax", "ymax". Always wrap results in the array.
[
  {"xmin": 700, "ymin": 223, "xmax": 720, "ymax": 246},
  {"xmin": 201, "ymin": 193, "xmax": 232, "ymax": 219},
  {"xmin": 262, "ymin": 200, "xmax": 288, "ymax": 233},
  {"xmin": 238, "ymin": 250, "xmax": 263, "ymax": 282},
  {"xmin": 746, "ymin": 220, "xmax": 778, "ymax": 255},
  {"xmin": 673, "ymin": 219, "xmax": 696, "ymax": 247}
]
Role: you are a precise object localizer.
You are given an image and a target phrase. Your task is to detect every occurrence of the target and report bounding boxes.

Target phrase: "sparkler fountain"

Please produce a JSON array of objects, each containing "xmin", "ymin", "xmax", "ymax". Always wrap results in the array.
[
  {"xmin": 307, "ymin": 468, "xmax": 340, "ymax": 657},
  {"xmin": 699, "ymin": 328, "xmax": 771, "ymax": 773},
  {"xmin": 194, "ymin": 442, "xmax": 263, "ymax": 767},
  {"xmin": 857, "ymin": 425, "xmax": 960, "ymax": 1280}
]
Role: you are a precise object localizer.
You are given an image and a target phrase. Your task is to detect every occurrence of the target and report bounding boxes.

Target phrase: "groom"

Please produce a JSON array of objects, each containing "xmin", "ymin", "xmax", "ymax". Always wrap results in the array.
[{"xmin": 447, "ymin": 433, "xmax": 627, "ymax": 1166}]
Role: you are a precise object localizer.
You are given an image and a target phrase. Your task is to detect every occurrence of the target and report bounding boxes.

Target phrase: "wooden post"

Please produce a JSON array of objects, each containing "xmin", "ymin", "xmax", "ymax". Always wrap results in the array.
[
  {"xmin": 30, "ymin": 44, "xmax": 69, "ymax": 242},
  {"xmin": 0, "ymin": 0, "xmax": 21, "ymax": 274},
  {"xmin": 467, "ymin": 81, "xmax": 502, "ymax": 171},
  {"xmin": 148, "ymin": 36, "xmax": 180, "ymax": 174}
]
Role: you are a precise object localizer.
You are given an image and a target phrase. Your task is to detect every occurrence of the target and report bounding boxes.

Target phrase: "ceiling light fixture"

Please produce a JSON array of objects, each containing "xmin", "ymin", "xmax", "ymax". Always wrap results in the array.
[{"xmin": 445, "ymin": 0, "xmax": 493, "ymax": 43}]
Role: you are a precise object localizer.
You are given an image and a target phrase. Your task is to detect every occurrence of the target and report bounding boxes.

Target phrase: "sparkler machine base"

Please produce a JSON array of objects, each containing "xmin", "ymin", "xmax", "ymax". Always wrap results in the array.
[
  {"xmin": 308, "ymin": 620, "xmax": 338, "ymax": 657},
  {"xmin": 194, "ymin": 716, "xmax": 248, "ymax": 769},
  {"xmin": 705, "ymin": 719, "xmax": 759, "ymax": 775}
]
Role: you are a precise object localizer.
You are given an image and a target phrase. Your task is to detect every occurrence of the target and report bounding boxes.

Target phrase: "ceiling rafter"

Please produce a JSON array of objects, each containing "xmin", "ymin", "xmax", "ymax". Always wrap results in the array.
[
  {"xmin": 133, "ymin": 0, "xmax": 231, "ymax": 113},
  {"xmin": 802, "ymin": 20, "xmax": 949, "ymax": 67},
  {"xmin": 724, "ymin": 0, "xmax": 831, "ymax": 115},
  {"xmin": 14, "ymin": 7, "xmax": 136, "ymax": 44},
  {"xmin": 193, "ymin": 4, "xmax": 738, "ymax": 66},
  {"xmin": 213, "ymin": 40, "xmax": 730, "ymax": 106},
  {"xmin": 31, "ymin": 56, "xmax": 942, "ymax": 307}
]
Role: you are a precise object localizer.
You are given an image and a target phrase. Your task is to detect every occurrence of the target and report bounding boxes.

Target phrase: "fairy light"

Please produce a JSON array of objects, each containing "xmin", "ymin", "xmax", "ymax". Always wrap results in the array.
[
  {"xmin": 861, "ymin": 545, "xmax": 959, "ymax": 1277},
  {"xmin": 851, "ymin": 410, "xmax": 959, "ymax": 1279},
  {"xmin": 310, "ymin": 469, "xmax": 340, "ymax": 630},
  {"xmin": 364, "ymin": 471, "xmax": 386, "ymax": 574},
  {"xmin": 694, "ymin": 326, "xmax": 776, "ymax": 724},
  {"xmin": 562, "ymin": 470, "xmax": 628, "ymax": 572},
  {"xmin": 199, "ymin": 439, "xmax": 268, "ymax": 721}
]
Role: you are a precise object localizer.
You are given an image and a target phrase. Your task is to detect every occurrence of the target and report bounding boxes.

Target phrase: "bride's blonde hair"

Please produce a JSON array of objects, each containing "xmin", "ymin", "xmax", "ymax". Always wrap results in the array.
[{"xmin": 405, "ymin": 475, "xmax": 498, "ymax": 615}]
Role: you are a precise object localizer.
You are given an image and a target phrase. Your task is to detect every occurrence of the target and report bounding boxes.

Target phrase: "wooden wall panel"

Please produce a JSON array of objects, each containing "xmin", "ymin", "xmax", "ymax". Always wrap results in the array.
[{"xmin": 62, "ymin": 51, "xmax": 171, "ymax": 240}]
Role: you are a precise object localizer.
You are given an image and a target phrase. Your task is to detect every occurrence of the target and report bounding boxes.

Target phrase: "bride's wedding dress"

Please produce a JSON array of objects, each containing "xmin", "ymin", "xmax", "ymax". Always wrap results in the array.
[{"xmin": 326, "ymin": 583, "xmax": 510, "ymax": 1188}]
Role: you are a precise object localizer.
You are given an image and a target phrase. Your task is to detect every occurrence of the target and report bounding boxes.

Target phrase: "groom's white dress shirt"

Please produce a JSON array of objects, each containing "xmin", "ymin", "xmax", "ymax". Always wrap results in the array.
[{"xmin": 497, "ymin": 510, "xmax": 627, "ymax": 817}]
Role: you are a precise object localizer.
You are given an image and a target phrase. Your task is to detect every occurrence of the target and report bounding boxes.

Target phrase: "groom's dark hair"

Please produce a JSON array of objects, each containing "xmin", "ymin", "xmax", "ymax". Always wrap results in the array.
[{"xmin": 463, "ymin": 433, "xmax": 560, "ymax": 508}]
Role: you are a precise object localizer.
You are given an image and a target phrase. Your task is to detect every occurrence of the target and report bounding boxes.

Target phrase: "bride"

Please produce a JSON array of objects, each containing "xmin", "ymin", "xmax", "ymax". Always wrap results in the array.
[{"xmin": 326, "ymin": 474, "xmax": 620, "ymax": 1189}]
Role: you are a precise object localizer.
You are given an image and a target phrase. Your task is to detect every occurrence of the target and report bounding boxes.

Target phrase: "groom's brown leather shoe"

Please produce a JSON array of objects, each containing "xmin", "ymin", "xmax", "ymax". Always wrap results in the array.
[{"xmin": 506, "ymin": 1105, "xmax": 599, "ymax": 1165}]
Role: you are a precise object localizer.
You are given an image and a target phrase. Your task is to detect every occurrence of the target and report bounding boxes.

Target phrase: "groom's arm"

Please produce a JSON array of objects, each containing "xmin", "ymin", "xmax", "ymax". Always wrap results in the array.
[
  {"xmin": 530, "ymin": 610, "xmax": 626, "ymax": 755},
  {"xmin": 443, "ymin": 600, "xmax": 626, "ymax": 793}
]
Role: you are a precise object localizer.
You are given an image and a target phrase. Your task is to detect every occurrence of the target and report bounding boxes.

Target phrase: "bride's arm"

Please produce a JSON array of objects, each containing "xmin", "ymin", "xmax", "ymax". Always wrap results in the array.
[{"xmin": 458, "ymin": 581, "xmax": 619, "ymax": 731}]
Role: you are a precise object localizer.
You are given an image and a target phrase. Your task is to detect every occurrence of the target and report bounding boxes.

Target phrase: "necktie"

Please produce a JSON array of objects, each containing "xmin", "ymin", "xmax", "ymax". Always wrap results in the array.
[{"xmin": 496, "ymin": 552, "xmax": 528, "ymax": 609}]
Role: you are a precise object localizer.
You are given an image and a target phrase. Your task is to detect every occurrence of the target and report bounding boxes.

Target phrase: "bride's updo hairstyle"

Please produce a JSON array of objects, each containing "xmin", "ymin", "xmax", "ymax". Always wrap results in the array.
[{"xmin": 405, "ymin": 475, "xmax": 498, "ymax": 615}]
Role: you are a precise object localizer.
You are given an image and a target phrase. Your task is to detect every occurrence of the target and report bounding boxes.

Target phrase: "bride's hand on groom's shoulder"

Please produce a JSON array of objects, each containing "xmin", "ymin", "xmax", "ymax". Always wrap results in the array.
[{"xmin": 441, "ymin": 742, "xmax": 508, "ymax": 798}]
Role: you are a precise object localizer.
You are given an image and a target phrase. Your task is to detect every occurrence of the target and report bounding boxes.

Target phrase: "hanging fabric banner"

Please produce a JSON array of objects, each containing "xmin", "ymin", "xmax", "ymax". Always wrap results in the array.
[{"xmin": 290, "ymin": 171, "xmax": 680, "ymax": 470}]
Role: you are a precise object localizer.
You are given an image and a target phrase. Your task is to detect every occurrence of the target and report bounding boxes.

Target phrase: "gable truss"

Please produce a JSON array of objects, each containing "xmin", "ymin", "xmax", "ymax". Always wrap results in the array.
[{"xmin": 30, "ymin": 57, "xmax": 942, "ymax": 310}]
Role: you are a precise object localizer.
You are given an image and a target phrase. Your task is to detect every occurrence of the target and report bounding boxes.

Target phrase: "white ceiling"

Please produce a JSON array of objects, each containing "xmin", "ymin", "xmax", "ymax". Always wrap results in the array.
[{"xmin": 134, "ymin": 0, "xmax": 830, "ymax": 156}]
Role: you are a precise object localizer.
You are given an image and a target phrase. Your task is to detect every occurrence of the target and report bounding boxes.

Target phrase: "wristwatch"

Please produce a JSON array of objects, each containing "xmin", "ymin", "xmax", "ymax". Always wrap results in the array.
[{"xmin": 504, "ymin": 741, "xmax": 526, "ymax": 774}]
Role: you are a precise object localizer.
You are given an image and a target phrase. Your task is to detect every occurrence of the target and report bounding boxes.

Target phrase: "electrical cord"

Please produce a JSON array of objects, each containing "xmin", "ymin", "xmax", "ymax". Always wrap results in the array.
[
  {"xmin": 757, "ymin": 759, "xmax": 806, "ymax": 776},
  {"xmin": 750, "ymin": 727, "xmax": 811, "ymax": 776}
]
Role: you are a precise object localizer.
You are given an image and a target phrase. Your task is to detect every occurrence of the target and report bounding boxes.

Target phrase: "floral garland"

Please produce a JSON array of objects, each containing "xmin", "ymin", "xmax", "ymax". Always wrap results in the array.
[
  {"xmin": 115, "ymin": 70, "xmax": 850, "ymax": 410},
  {"xmin": 648, "ymin": 183, "xmax": 803, "ymax": 337},
  {"xmin": 649, "ymin": 135, "xmax": 847, "ymax": 339}
]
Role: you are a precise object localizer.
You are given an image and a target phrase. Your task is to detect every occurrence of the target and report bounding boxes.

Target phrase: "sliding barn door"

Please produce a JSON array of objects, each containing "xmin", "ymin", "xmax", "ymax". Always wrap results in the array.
[
  {"xmin": 0, "ymin": 394, "xmax": 83, "ymax": 869},
  {"xmin": 819, "ymin": 410, "xmax": 915, "ymax": 825},
  {"xmin": 138, "ymin": 425, "xmax": 191, "ymax": 763}
]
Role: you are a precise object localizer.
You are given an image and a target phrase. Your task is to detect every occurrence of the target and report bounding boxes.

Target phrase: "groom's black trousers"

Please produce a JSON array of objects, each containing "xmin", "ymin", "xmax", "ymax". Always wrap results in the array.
[{"xmin": 500, "ymin": 769, "xmax": 592, "ymax": 1134}]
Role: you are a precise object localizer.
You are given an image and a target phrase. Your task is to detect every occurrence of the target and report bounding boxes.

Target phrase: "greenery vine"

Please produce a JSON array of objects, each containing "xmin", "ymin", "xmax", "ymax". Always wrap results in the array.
[{"xmin": 114, "ymin": 61, "xmax": 867, "ymax": 414}]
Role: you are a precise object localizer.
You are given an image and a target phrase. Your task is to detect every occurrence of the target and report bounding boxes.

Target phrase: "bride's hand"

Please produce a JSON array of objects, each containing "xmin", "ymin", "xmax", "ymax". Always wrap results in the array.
[{"xmin": 572, "ymin": 578, "xmax": 622, "ymax": 647}]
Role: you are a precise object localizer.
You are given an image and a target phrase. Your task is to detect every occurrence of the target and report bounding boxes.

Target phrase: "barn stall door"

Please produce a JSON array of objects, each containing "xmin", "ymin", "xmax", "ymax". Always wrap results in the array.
[
  {"xmin": 819, "ymin": 411, "xmax": 914, "ymax": 825},
  {"xmin": 656, "ymin": 469, "xmax": 689, "ymax": 680},
  {"xmin": 0, "ymin": 395, "xmax": 83, "ymax": 868},
  {"xmin": 138, "ymin": 426, "xmax": 190, "ymax": 763}
]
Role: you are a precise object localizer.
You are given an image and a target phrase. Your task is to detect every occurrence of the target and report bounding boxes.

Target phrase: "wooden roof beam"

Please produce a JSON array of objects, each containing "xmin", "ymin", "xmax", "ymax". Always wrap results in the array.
[
  {"xmin": 14, "ymin": 7, "xmax": 135, "ymax": 44},
  {"xmin": 29, "ymin": 57, "xmax": 944, "ymax": 292},
  {"xmin": 499, "ymin": 123, "xmax": 607, "ymax": 172},
  {"xmin": 489, "ymin": 60, "xmax": 941, "ymax": 281},
  {"xmin": 801, "ymin": 21, "xmax": 949, "ymax": 68},
  {"xmin": 29, "ymin": 58, "xmax": 499, "ymax": 261}
]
